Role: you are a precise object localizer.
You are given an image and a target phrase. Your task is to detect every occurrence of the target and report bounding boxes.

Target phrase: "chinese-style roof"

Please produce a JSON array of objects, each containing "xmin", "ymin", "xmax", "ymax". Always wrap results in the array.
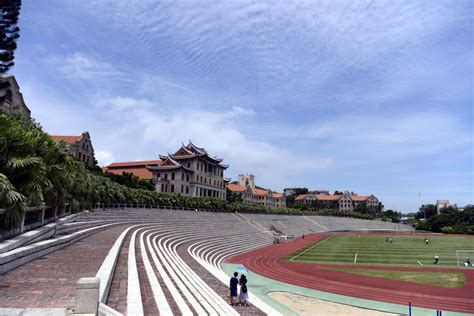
[
  {"xmin": 154, "ymin": 141, "xmax": 228, "ymax": 170},
  {"xmin": 51, "ymin": 135, "xmax": 81, "ymax": 145},
  {"xmin": 107, "ymin": 160, "xmax": 162, "ymax": 168},
  {"xmin": 226, "ymin": 184, "xmax": 246, "ymax": 192},
  {"xmin": 173, "ymin": 145, "xmax": 195, "ymax": 157}
]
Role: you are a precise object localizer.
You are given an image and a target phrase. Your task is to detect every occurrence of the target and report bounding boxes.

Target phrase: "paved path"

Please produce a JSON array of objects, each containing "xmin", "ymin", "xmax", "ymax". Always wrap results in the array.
[{"xmin": 0, "ymin": 225, "xmax": 127, "ymax": 308}]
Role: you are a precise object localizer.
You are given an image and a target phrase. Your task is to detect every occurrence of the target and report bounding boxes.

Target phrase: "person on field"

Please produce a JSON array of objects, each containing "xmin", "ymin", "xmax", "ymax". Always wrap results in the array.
[
  {"xmin": 434, "ymin": 255, "xmax": 439, "ymax": 264},
  {"xmin": 239, "ymin": 274, "xmax": 249, "ymax": 306},
  {"xmin": 425, "ymin": 238, "xmax": 429, "ymax": 245},
  {"xmin": 389, "ymin": 237, "xmax": 393, "ymax": 243},
  {"xmin": 302, "ymin": 234, "xmax": 305, "ymax": 239},
  {"xmin": 385, "ymin": 237, "xmax": 388, "ymax": 243},
  {"xmin": 229, "ymin": 272, "xmax": 239, "ymax": 305}
]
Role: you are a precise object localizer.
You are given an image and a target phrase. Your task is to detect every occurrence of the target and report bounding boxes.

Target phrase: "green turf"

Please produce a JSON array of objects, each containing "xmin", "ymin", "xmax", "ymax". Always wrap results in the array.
[
  {"xmin": 286, "ymin": 234, "xmax": 474, "ymax": 267},
  {"xmin": 323, "ymin": 267, "xmax": 467, "ymax": 288}
]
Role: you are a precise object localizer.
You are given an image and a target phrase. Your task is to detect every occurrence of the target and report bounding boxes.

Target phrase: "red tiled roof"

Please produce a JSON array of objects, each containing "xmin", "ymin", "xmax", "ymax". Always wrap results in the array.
[
  {"xmin": 272, "ymin": 193, "xmax": 284, "ymax": 198},
  {"xmin": 107, "ymin": 160, "xmax": 161, "ymax": 168},
  {"xmin": 104, "ymin": 167, "xmax": 154, "ymax": 180},
  {"xmin": 315, "ymin": 194, "xmax": 341, "ymax": 201},
  {"xmin": 295, "ymin": 194, "xmax": 307, "ymax": 201},
  {"xmin": 226, "ymin": 184, "xmax": 246, "ymax": 192},
  {"xmin": 252, "ymin": 188, "xmax": 269, "ymax": 196},
  {"xmin": 51, "ymin": 135, "xmax": 81, "ymax": 145},
  {"xmin": 351, "ymin": 196, "xmax": 369, "ymax": 201}
]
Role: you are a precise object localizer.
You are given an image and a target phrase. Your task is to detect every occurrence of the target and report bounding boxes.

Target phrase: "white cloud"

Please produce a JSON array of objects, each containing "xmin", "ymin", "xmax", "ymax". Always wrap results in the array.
[
  {"xmin": 95, "ymin": 150, "xmax": 115, "ymax": 166},
  {"xmin": 94, "ymin": 95, "xmax": 332, "ymax": 187},
  {"xmin": 100, "ymin": 96, "xmax": 153, "ymax": 110},
  {"xmin": 50, "ymin": 52, "xmax": 124, "ymax": 80}
]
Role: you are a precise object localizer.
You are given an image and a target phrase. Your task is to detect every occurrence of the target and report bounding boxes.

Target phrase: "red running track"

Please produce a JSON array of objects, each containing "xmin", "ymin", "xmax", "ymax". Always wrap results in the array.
[{"xmin": 226, "ymin": 233, "xmax": 474, "ymax": 313}]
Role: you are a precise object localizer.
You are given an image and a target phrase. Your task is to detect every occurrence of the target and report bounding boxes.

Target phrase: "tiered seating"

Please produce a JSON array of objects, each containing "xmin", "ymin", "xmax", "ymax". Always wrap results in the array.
[{"xmin": 1, "ymin": 207, "xmax": 414, "ymax": 315}]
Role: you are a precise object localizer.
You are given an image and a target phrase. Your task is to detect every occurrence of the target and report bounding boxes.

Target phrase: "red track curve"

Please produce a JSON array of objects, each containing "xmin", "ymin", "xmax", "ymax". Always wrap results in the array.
[{"xmin": 226, "ymin": 233, "xmax": 474, "ymax": 313}]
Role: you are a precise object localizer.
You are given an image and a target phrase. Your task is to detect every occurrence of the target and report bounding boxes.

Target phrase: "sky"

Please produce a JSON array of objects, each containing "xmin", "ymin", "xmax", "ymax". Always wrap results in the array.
[{"xmin": 10, "ymin": 0, "xmax": 473, "ymax": 212}]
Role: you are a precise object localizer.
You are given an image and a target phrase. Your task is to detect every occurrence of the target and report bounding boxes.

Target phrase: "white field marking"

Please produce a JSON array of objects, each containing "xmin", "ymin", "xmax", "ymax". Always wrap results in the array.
[
  {"xmin": 354, "ymin": 253, "xmax": 358, "ymax": 264},
  {"xmin": 289, "ymin": 235, "xmax": 333, "ymax": 261},
  {"xmin": 417, "ymin": 261, "xmax": 423, "ymax": 266}
]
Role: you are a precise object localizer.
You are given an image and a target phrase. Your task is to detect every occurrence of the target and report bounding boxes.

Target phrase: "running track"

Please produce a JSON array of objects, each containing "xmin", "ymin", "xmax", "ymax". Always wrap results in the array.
[{"xmin": 226, "ymin": 233, "xmax": 474, "ymax": 313}]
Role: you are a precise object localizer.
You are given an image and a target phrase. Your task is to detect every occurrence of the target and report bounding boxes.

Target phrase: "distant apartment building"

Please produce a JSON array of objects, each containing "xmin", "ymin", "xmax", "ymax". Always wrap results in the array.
[
  {"xmin": 51, "ymin": 132, "xmax": 95, "ymax": 166},
  {"xmin": 436, "ymin": 200, "xmax": 450, "ymax": 213},
  {"xmin": 0, "ymin": 75, "xmax": 31, "ymax": 116},
  {"xmin": 103, "ymin": 160, "xmax": 162, "ymax": 180},
  {"xmin": 148, "ymin": 141, "xmax": 228, "ymax": 199},
  {"xmin": 295, "ymin": 193, "xmax": 380, "ymax": 212},
  {"xmin": 227, "ymin": 183, "xmax": 286, "ymax": 207},
  {"xmin": 238, "ymin": 174, "xmax": 255, "ymax": 189}
]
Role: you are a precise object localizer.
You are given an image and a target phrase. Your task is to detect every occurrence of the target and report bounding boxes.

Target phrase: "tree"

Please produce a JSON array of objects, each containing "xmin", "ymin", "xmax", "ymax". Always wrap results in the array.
[
  {"xmin": 293, "ymin": 188, "xmax": 309, "ymax": 195},
  {"xmin": 226, "ymin": 188, "xmax": 243, "ymax": 203},
  {"xmin": 381, "ymin": 209, "xmax": 401, "ymax": 223},
  {"xmin": 0, "ymin": 0, "xmax": 22, "ymax": 74},
  {"xmin": 333, "ymin": 190, "xmax": 343, "ymax": 195},
  {"xmin": 415, "ymin": 204, "xmax": 438, "ymax": 220}
]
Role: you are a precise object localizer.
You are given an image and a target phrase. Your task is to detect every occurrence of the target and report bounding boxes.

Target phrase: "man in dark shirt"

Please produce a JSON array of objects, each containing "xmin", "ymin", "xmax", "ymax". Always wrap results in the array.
[{"xmin": 229, "ymin": 272, "xmax": 239, "ymax": 305}]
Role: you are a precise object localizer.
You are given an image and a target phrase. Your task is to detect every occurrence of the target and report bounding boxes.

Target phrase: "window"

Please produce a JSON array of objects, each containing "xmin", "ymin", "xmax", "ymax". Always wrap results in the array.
[
  {"xmin": 171, "ymin": 185, "xmax": 174, "ymax": 192},
  {"xmin": 187, "ymin": 162, "xmax": 190, "ymax": 168},
  {"xmin": 186, "ymin": 186, "xmax": 189, "ymax": 194},
  {"xmin": 181, "ymin": 185, "xmax": 184, "ymax": 193},
  {"xmin": 161, "ymin": 184, "xmax": 164, "ymax": 192},
  {"xmin": 186, "ymin": 174, "xmax": 189, "ymax": 182},
  {"xmin": 164, "ymin": 174, "xmax": 168, "ymax": 180},
  {"xmin": 171, "ymin": 173, "xmax": 175, "ymax": 180}
]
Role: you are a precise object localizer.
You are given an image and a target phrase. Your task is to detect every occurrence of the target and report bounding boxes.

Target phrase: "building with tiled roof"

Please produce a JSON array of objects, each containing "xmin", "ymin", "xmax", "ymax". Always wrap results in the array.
[
  {"xmin": 51, "ymin": 132, "xmax": 95, "ymax": 166},
  {"xmin": 103, "ymin": 160, "xmax": 162, "ymax": 180},
  {"xmin": 226, "ymin": 183, "xmax": 286, "ymax": 207},
  {"xmin": 0, "ymin": 75, "xmax": 31, "ymax": 117},
  {"xmin": 148, "ymin": 141, "xmax": 228, "ymax": 199},
  {"xmin": 295, "ymin": 193, "xmax": 379, "ymax": 211}
]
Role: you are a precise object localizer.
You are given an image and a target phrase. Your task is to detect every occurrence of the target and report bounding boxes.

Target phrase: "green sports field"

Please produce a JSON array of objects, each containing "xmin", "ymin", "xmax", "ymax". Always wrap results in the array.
[{"xmin": 287, "ymin": 234, "xmax": 474, "ymax": 267}]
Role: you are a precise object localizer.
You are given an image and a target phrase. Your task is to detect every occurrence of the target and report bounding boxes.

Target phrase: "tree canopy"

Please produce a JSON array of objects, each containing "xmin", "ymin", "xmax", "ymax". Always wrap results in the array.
[{"xmin": 0, "ymin": 0, "xmax": 21, "ymax": 74}]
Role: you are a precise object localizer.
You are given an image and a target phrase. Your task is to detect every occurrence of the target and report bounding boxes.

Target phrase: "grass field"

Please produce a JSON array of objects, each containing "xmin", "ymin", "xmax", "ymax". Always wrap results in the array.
[
  {"xmin": 323, "ymin": 267, "xmax": 466, "ymax": 288},
  {"xmin": 286, "ymin": 234, "xmax": 474, "ymax": 267}
]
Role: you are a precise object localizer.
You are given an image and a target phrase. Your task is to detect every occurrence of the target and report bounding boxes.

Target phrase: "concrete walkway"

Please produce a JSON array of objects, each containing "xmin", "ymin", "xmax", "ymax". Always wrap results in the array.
[{"xmin": 0, "ymin": 225, "xmax": 127, "ymax": 309}]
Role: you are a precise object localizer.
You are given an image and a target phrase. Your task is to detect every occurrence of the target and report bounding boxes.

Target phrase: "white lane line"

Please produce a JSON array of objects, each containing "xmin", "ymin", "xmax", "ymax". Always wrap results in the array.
[
  {"xmin": 417, "ymin": 261, "xmax": 423, "ymax": 266},
  {"xmin": 289, "ymin": 235, "xmax": 333, "ymax": 261},
  {"xmin": 127, "ymin": 228, "xmax": 144, "ymax": 316},
  {"xmin": 354, "ymin": 253, "xmax": 358, "ymax": 264}
]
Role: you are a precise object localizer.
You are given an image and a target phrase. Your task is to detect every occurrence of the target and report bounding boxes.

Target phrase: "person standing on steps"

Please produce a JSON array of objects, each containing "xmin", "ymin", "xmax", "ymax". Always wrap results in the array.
[
  {"xmin": 239, "ymin": 274, "xmax": 249, "ymax": 306},
  {"xmin": 229, "ymin": 272, "xmax": 239, "ymax": 306}
]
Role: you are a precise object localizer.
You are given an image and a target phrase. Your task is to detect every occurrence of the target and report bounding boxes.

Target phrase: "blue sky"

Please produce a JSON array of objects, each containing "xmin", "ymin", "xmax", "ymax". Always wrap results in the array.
[{"xmin": 11, "ymin": 0, "xmax": 473, "ymax": 212}]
